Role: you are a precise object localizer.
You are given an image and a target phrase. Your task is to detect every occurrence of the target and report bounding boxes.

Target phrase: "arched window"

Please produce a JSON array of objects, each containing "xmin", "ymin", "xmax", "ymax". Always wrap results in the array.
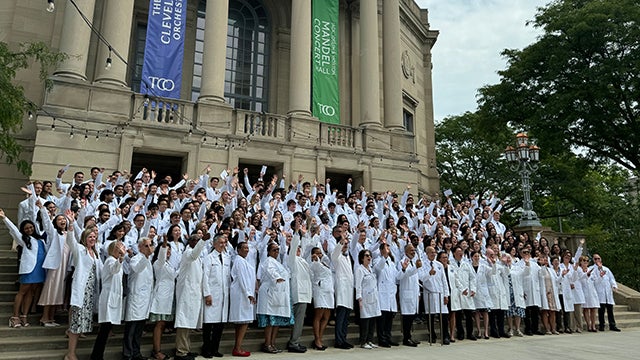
[{"xmin": 193, "ymin": 0, "xmax": 270, "ymax": 112}]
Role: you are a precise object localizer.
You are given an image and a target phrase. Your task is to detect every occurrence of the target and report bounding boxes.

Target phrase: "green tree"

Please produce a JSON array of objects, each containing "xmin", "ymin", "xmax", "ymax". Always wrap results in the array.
[
  {"xmin": 478, "ymin": 0, "xmax": 640, "ymax": 171},
  {"xmin": 0, "ymin": 41, "xmax": 65, "ymax": 175}
]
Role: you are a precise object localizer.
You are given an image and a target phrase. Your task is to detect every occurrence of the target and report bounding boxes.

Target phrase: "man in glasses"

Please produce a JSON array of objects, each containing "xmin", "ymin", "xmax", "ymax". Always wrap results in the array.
[{"xmin": 591, "ymin": 254, "xmax": 621, "ymax": 332}]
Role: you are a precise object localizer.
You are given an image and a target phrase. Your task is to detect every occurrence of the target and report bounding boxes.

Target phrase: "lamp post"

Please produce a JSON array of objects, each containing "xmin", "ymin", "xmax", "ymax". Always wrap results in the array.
[{"xmin": 505, "ymin": 132, "xmax": 541, "ymax": 227}]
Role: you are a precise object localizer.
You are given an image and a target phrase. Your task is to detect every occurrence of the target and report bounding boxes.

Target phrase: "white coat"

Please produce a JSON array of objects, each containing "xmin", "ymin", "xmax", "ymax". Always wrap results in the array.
[
  {"xmin": 517, "ymin": 259, "xmax": 542, "ymax": 307},
  {"xmin": 489, "ymin": 262, "xmax": 510, "ymax": 310},
  {"xmin": 229, "ymin": 255, "xmax": 256, "ymax": 322},
  {"xmin": 310, "ymin": 256, "xmax": 334, "ymax": 309},
  {"xmin": 591, "ymin": 264, "xmax": 617, "ymax": 305},
  {"xmin": 472, "ymin": 262, "xmax": 494, "ymax": 310},
  {"xmin": 174, "ymin": 239, "xmax": 207, "ymax": 328},
  {"xmin": 202, "ymin": 249, "xmax": 230, "ymax": 323},
  {"xmin": 354, "ymin": 264, "xmax": 381, "ymax": 319},
  {"xmin": 420, "ymin": 259, "xmax": 449, "ymax": 314},
  {"xmin": 449, "ymin": 259, "xmax": 476, "ymax": 310},
  {"xmin": 257, "ymin": 256, "xmax": 291, "ymax": 318},
  {"xmin": 577, "ymin": 267, "xmax": 599, "ymax": 309},
  {"xmin": 570, "ymin": 266, "xmax": 586, "ymax": 305},
  {"xmin": 373, "ymin": 255, "xmax": 398, "ymax": 313},
  {"xmin": 125, "ymin": 252, "xmax": 153, "ymax": 321},
  {"xmin": 558, "ymin": 263, "xmax": 576, "ymax": 311},
  {"xmin": 66, "ymin": 229, "xmax": 103, "ymax": 309},
  {"xmin": 538, "ymin": 266, "xmax": 562, "ymax": 311},
  {"xmin": 39, "ymin": 208, "xmax": 65, "ymax": 270},
  {"xmin": 507, "ymin": 265, "xmax": 527, "ymax": 309},
  {"xmin": 287, "ymin": 235, "xmax": 312, "ymax": 305},
  {"xmin": 397, "ymin": 256, "xmax": 421, "ymax": 315},
  {"xmin": 98, "ymin": 256, "xmax": 123, "ymax": 324},
  {"xmin": 3, "ymin": 217, "xmax": 47, "ymax": 274},
  {"xmin": 149, "ymin": 247, "xmax": 177, "ymax": 315},
  {"xmin": 331, "ymin": 242, "xmax": 354, "ymax": 310}
]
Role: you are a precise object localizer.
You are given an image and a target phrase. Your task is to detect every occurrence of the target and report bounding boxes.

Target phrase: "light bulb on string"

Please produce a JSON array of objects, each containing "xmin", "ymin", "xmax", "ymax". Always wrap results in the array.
[
  {"xmin": 69, "ymin": 126, "xmax": 74, "ymax": 139},
  {"xmin": 188, "ymin": 128, "xmax": 193, "ymax": 137},
  {"xmin": 105, "ymin": 47, "xmax": 112, "ymax": 70},
  {"xmin": 95, "ymin": 131, "xmax": 100, "ymax": 141},
  {"xmin": 84, "ymin": 129, "xmax": 88, "ymax": 141},
  {"xmin": 46, "ymin": 0, "xmax": 55, "ymax": 12},
  {"xmin": 28, "ymin": 111, "xmax": 33, "ymax": 120},
  {"xmin": 51, "ymin": 119, "xmax": 56, "ymax": 131}
]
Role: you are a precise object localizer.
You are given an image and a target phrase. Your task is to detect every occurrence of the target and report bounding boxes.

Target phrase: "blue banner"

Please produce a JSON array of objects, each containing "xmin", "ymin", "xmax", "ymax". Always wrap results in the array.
[{"xmin": 140, "ymin": 0, "xmax": 186, "ymax": 99}]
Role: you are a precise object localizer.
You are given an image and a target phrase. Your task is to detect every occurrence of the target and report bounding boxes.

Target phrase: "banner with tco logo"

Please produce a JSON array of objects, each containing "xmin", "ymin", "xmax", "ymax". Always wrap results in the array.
[
  {"xmin": 140, "ymin": 0, "xmax": 186, "ymax": 99},
  {"xmin": 312, "ymin": 0, "xmax": 340, "ymax": 124}
]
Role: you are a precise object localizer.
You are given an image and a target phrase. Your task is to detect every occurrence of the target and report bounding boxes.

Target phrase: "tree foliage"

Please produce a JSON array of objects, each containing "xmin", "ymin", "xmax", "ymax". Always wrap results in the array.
[
  {"xmin": 0, "ymin": 41, "xmax": 66, "ymax": 175},
  {"xmin": 477, "ymin": 0, "xmax": 640, "ymax": 171}
]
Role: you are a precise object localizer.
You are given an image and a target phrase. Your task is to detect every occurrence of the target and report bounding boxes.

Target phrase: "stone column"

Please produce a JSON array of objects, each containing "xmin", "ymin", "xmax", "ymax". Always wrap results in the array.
[
  {"xmin": 383, "ymin": 0, "xmax": 403, "ymax": 130},
  {"xmin": 94, "ymin": 0, "xmax": 135, "ymax": 86},
  {"xmin": 54, "ymin": 0, "xmax": 97, "ymax": 80},
  {"xmin": 359, "ymin": 0, "xmax": 381, "ymax": 127},
  {"xmin": 198, "ymin": 0, "xmax": 229, "ymax": 103},
  {"xmin": 288, "ymin": 0, "xmax": 312, "ymax": 117}
]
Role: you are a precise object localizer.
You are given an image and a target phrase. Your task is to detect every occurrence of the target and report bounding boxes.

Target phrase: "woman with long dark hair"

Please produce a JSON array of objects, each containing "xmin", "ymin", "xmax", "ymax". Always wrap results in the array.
[{"xmin": 1, "ymin": 209, "xmax": 47, "ymax": 328}]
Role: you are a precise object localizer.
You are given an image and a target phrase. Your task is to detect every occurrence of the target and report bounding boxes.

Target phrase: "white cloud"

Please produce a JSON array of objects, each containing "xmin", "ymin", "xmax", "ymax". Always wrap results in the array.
[{"xmin": 415, "ymin": 0, "xmax": 548, "ymax": 121}]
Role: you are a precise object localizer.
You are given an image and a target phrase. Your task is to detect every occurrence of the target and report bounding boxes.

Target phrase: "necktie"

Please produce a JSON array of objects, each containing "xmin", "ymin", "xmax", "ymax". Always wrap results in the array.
[{"xmin": 219, "ymin": 253, "xmax": 223, "ymax": 265}]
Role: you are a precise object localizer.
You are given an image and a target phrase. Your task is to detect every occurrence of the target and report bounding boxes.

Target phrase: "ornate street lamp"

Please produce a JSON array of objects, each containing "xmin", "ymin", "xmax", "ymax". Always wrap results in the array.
[{"xmin": 505, "ymin": 132, "xmax": 541, "ymax": 227}]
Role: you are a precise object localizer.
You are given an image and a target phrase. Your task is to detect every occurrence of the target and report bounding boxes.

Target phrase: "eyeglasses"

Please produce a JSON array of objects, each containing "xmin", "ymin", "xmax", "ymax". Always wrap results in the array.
[
  {"xmin": 364, "ymin": 254, "xmax": 372, "ymax": 258},
  {"xmin": 271, "ymin": 248, "xmax": 280, "ymax": 252},
  {"xmin": 593, "ymin": 257, "xmax": 601, "ymax": 260}
]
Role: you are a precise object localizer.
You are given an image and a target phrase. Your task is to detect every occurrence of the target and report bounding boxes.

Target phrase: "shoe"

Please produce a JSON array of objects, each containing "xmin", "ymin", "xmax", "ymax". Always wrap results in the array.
[
  {"xmin": 467, "ymin": 335, "xmax": 477, "ymax": 341},
  {"xmin": 9, "ymin": 316, "xmax": 22, "ymax": 328},
  {"xmin": 534, "ymin": 331, "xmax": 546, "ymax": 336},
  {"xmin": 389, "ymin": 341, "xmax": 400, "ymax": 346},
  {"xmin": 443, "ymin": 338, "xmax": 451, "ymax": 345},
  {"xmin": 545, "ymin": 331, "xmax": 552, "ymax": 335},
  {"xmin": 515, "ymin": 330, "xmax": 524, "ymax": 337},
  {"xmin": 367, "ymin": 342, "xmax": 378, "ymax": 348},
  {"xmin": 19, "ymin": 315, "xmax": 30, "ymax": 327},
  {"xmin": 174, "ymin": 355, "xmax": 195, "ymax": 360},
  {"xmin": 361, "ymin": 343, "xmax": 373, "ymax": 349},
  {"xmin": 261, "ymin": 344, "xmax": 278, "ymax": 354},
  {"xmin": 457, "ymin": 334, "xmax": 465, "ymax": 341},
  {"xmin": 598, "ymin": 325, "xmax": 605, "ymax": 331},
  {"xmin": 610, "ymin": 327, "xmax": 621, "ymax": 332},
  {"xmin": 552, "ymin": 331, "xmax": 560, "ymax": 335},
  {"xmin": 335, "ymin": 343, "xmax": 352, "ymax": 350},
  {"xmin": 507, "ymin": 330, "xmax": 514, "ymax": 337},
  {"xmin": 311, "ymin": 342, "xmax": 327, "ymax": 350},
  {"xmin": 402, "ymin": 339, "xmax": 418, "ymax": 347},
  {"xmin": 212, "ymin": 352, "xmax": 223, "ymax": 358},
  {"xmin": 232, "ymin": 349, "xmax": 250, "ymax": 357},
  {"xmin": 490, "ymin": 331, "xmax": 500, "ymax": 339},
  {"xmin": 575, "ymin": 328, "xmax": 582, "ymax": 333},
  {"xmin": 378, "ymin": 342, "xmax": 391, "ymax": 348},
  {"xmin": 565, "ymin": 328, "xmax": 573, "ymax": 334},
  {"xmin": 287, "ymin": 343, "xmax": 307, "ymax": 353},
  {"xmin": 483, "ymin": 335, "xmax": 490, "ymax": 340},
  {"xmin": 151, "ymin": 350, "xmax": 168, "ymax": 360},
  {"xmin": 500, "ymin": 333, "xmax": 511, "ymax": 338}
]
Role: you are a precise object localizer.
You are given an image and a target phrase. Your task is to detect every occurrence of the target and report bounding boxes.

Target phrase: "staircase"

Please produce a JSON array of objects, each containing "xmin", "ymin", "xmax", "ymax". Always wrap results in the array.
[{"xmin": 1, "ymin": 247, "xmax": 639, "ymax": 360}]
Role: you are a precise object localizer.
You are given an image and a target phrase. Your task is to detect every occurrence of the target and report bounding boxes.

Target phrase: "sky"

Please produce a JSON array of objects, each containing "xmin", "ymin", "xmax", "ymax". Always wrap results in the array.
[{"xmin": 415, "ymin": 0, "xmax": 549, "ymax": 122}]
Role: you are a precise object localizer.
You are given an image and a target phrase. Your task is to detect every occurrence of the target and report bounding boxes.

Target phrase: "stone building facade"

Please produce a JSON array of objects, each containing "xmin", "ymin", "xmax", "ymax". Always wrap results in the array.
[{"xmin": 0, "ymin": 0, "xmax": 439, "ymax": 215}]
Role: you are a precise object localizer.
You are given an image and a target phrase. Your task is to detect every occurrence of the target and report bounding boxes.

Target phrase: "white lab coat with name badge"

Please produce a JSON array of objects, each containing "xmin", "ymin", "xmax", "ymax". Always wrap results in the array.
[
  {"xmin": 174, "ymin": 239, "xmax": 207, "ymax": 328},
  {"xmin": 257, "ymin": 256, "xmax": 291, "ymax": 318},
  {"xmin": 373, "ymin": 255, "xmax": 399, "ymax": 313},
  {"xmin": 517, "ymin": 259, "xmax": 542, "ymax": 307},
  {"xmin": 355, "ymin": 264, "xmax": 381, "ymax": 319},
  {"xmin": 450, "ymin": 259, "xmax": 476, "ymax": 310},
  {"xmin": 98, "ymin": 256, "xmax": 123, "ymax": 324},
  {"xmin": 3, "ymin": 216, "xmax": 48, "ymax": 274},
  {"xmin": 397, "ymin": 256, "xmax": 421, "ymax": 315},
  {"xmin": 202, "ymin": 249, "xmax": 230, "ymax": 323},
  {"xmin": 125, "ymin": 252, "xmax": 153, "ymax": 321},
  {"xmin": 149, "ymin": 247, "xmax": 177, "ymax": 315},
  {"xmin": 472, "ymin": 262, "xmax": 494, "ymax": 310},
  {"xmin": 489, "ymin": 262, "xmax": 510, "ymax": 310},
  {"xmin": 66, "ymin": 229, "xmax": 103, "ymax": 309}
]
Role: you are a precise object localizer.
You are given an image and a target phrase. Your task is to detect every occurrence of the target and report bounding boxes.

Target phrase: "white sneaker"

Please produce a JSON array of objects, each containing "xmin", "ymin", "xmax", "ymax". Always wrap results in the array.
[
  {"xmin": 507, "ymin": 330, "xmax": 513, "ymax": 337},
  {"xmin": 361, "ymin": 343, "xmax": 373, "ymax": 349},
  {"xmin": 367, "ymin": 342, "xmax": 378, "ymax": 348},
  {"xmin": 515, "ymin": 329, "xmax": 524, "ymax": 337}
]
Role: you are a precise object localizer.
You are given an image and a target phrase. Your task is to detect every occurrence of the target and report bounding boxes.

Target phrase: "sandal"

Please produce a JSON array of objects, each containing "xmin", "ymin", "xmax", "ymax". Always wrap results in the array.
[
  {"xmin": 9, "ymin": 316, "xmax": 22, "ymax": 328},
  {"xmin": 19, "ymin": 315, "xmax": 30, "ymax": 327},
  {"xmin": 151, "ymin": 350, "xmax": 167, "ymax": 360}
]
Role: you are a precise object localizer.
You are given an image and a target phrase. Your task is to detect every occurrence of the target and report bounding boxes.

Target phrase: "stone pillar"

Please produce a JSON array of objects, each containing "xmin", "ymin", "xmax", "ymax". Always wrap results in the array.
[
  {"xmin": 198, "ymin": 0, "xmax": 229, "ymax": 103},
  {"xmin": 54, "ymin": 0, "xmax": 97, "ymax": 80},
  {"xmin": 94, "ymin": 0, "xmax": 135, "ymax": 86},
  {"xmin": 288, "ymin": 0, "xmax": 312, "ymax": 117},
  {"xmin": 359, "ymin": 0, "xmax": 381, "ymax": 127},
  {"xmin": 383, "ymin": 0, "xmax": 403, "ymax": 130}
]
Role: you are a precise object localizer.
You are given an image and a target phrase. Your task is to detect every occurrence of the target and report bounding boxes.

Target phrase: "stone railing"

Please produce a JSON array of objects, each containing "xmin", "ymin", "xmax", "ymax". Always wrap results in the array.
[
  {"xmin": 320, "ymin": 122, "xmax": 360, "ymax": 149},
  {"xmin": 131, "ymin": 94, "xmax": 195, "ymax": 126},
  {"xmin": 234, "ymin": 110, "xmax": 287, "ymax": 141}
]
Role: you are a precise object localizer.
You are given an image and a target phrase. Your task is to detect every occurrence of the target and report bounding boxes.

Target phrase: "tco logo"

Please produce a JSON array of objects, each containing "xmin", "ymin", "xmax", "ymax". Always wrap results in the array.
[
  {"xmin": 148, "ymin": 76, "xmax": 175, "ymax": 91},
  {"xmin": 317, "ymin": 103, "xmax": 336, "ymax": 116}
]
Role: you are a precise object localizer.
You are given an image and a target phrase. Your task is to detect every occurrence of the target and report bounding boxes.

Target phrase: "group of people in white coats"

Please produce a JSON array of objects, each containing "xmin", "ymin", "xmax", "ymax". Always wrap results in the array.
[{"xmin": 1, "ymin": 166, "xmax": 625, "ymax": 360}]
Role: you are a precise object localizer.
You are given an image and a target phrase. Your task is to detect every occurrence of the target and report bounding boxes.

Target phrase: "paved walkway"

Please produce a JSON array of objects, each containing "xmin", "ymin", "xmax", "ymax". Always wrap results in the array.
[{"xmin": 197, "ymin": 328, "xmax": 640, "ymax": 360}]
